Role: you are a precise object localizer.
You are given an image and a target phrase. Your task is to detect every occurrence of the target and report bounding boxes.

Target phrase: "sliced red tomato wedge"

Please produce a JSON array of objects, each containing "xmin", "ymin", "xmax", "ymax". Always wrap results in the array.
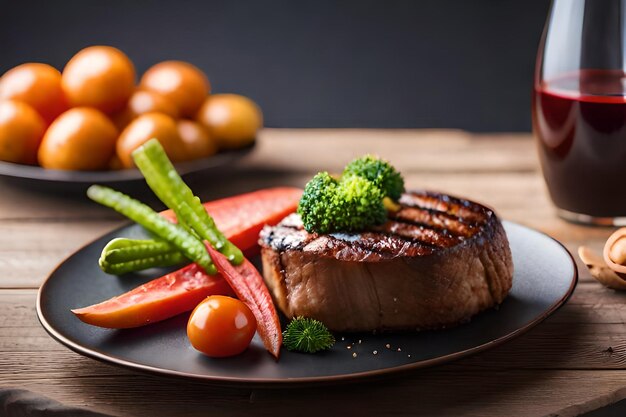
[
  {"xmin": 73, "ymin": 187, "xmax": 301, "ymax": 330},
  {"xmin": 72, "ymin": 263, "xmax": 233, "ymax": 328},
  {"xmin": 206, "ymin": 243, "xmax": 282, "ymax": 359}
]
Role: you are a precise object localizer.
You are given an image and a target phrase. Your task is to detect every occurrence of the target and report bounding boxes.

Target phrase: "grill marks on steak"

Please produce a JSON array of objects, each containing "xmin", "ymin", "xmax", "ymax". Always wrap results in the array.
[
  {"xmin": 389, "ymin": 207, "xmax": 477, "ymax": 239},
  {"xmin": 399, "ymin": 192, "xmax": 489, "ymax": 224},
  {"xmin": 259, "ymin": 190, "xmax": 514, "ymax": 332},
  {"xmin": 261, "ymin": 191, "xmax": 495, "ymax": 260},
  {"xmin": 264, "ymin": 221, "xmax": 432, "ymax": 262}
]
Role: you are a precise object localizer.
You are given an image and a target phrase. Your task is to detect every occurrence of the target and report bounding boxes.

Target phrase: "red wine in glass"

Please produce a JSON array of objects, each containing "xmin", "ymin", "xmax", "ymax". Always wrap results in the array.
[
  {"xmin": 533, "ymin": 70, "xmax": 626, "ymax": 219},
  {"xmin": 533, "ymin": 1, "xmax": 626, "ymax": 224}
]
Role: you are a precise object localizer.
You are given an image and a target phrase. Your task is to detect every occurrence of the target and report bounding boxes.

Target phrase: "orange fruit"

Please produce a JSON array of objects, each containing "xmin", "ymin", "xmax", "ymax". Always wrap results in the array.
[
  {"xmin": 112, "ymin": 89, "xmax": 179, "ymax": 130},
  {"xmin": 177, "ymin": 119, "xmax": 217, "ymax": 161},
  {"xmin": 38, "ymin": 107, "xmax": 118, "ymax": 170},
  {"xmin": 140, "ymin": 61, "xmax": 209, "ymax": 117},
  {"xmin": 116, "ymin": 112, "xmax": 185, "ymax": 168},
  {"xmin": 62, "ymin": 46, "xmax": 135, "ymax": 113},
  {"xmin": 196, "ymin": 94, "xmax": 261, "ymax": 149},
  {"xmin": 0, "ymin": 63, "xmax": 68, "ymax": 124},
  {"xmin": 0, "ymin": 100, "xmax": 46, "ymax": 164}
]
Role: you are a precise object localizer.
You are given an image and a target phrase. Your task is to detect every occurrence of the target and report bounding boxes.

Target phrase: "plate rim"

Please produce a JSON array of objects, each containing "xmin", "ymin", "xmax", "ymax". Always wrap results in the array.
[
  {"xmin": 35, "ymin": 220, "xmax": 579, "ymax": 385},
  {"xmin": 0, "ymin": 144, "xmax": 254, "ymax": 184}
]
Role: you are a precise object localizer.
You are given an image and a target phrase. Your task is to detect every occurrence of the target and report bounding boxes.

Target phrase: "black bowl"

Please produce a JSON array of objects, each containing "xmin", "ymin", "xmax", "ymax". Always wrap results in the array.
[{"xmin": 0, "ymin": 145, "xmax": 254, "ymax": 193}]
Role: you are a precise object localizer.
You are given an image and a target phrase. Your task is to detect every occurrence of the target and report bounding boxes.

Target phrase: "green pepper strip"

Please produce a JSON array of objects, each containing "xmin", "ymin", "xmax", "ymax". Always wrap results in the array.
[
  {"xmin": 98, "ymin": 238, "xmax": 186, "ymax": 275},
  {"xmin": 132, "ymin": 139, "xmax": 243, "ymax": 264},
  {"xmin": 87, "ymin": 185, "xmax": 217, "ymax": 275}
]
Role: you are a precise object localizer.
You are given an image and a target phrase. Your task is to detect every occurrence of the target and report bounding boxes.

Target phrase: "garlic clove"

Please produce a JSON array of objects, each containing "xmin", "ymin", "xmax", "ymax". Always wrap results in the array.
[
  {"xmin": 609, "ymin": 236, "xmax": 626, "ymax": 265},
  {"xmin": 579, "ymin": 246, "xmax": 626, "ymax": 290},
  {"xmin": 603, "ymin": 228, "xmax": 626, "ymax": 277}
]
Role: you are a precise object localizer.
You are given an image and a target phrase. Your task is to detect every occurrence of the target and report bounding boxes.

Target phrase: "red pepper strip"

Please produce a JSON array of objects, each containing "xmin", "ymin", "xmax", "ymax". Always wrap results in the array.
[
  {"xmin": 161, "ymin": 187, "xmax": 302, "ymax": 256},
  {"xmin": 72, "ymin": 263, "xmax": 234, "ymax": 329},
  {"xmin": 205, "ymin": 243, "xmax": 282, "ymax": 359},
  {"xmin": 74, "ymin": 188, "xmax": 300, "ymax": 329}
]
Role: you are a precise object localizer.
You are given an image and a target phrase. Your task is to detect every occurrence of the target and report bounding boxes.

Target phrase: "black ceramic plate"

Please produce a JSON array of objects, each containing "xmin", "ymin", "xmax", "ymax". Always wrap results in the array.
[
  {"xmin": 37, "ymin": 221, "xmax": 577, "ymax": 385},
  {"xmin": 0, "ymin": 145, "xmax": 253, "ymax": 186}
]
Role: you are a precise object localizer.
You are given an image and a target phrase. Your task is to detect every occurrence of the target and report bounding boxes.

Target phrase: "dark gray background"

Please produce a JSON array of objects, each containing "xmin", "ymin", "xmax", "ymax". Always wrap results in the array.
[{"xmin": 0, "ymin": 0, "xmax": 550, "ymax": 131}]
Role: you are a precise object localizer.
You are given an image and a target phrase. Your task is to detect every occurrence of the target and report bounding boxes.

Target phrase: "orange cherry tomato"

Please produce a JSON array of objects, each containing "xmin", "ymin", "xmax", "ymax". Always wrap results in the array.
[
  {"xmin": 62, "ymin": 46, "xmax": 135, "ymax": 114},
  {"xmin": 116, "ymin": 112, "xmax": 185, "ymax": 168},
  {"xmin": 0, "ymin": 63, "xmax": 68, "ymax": 124},
  {"xmin": 0, "ymin": 101, "xmax": 46, "ymax": 165},
  {"xmin": 140, "ymin": 61, "xmax": 209, "ymax": 117},
  {"xmin": 38, "ymin": 107, "xmax": 118, "ymax": 170},
  {"xmin": 196, "ymin": 94, "xmax": 262, "ymax": 149},
  {"xmin": 187, "ymin": 295, "xmax": 257, "ymax": 358},
  {"xmin": 177, "ymin": 119, "xmax": 217, "ymax": 161},
  {"xmin": 112, "ymin": 89, "xmax": 179, "ymax": 130}
]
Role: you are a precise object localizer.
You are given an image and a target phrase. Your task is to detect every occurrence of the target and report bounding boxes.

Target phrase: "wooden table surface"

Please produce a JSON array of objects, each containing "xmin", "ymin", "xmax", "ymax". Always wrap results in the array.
[{"xmin": 0, "ymin": 129, "xmax": 621, "ymax": 417}]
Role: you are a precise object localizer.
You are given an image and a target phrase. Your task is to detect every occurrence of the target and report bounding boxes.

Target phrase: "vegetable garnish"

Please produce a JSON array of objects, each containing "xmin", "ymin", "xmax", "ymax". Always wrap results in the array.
[
  {"xmin": 161, "ymin": 187, "xmax": 303, "ymax": 257},
  {"xmin": 187, "ymin": 295, "xmax": 257, "ymax": 357},
  {"xmin": 205, "ymin": 244, "xmax": 282, "ymax": 359},
  {"xmin": 132, "ymin": 139, "xmax": 243, "ymax": 264},
  {"xmin": 96, "ymin": 187, "xmax": 302, "ymax": 275},
  {"xmin": 343, "ymin": 155, "xmax": 405, "ymax": 200},
  {"xmin": 282, "ymin": 317, "xmax": 335, "ymax": 353},
  {"xmin": 298, "ymin": 172, "xmax": 386, "ymax": 234},
  {"xmin": 99, "ymin": 238, "xmax": 184, "ymax": 275},
  {"xmin": 87, "ymin": 185, "xmax": 217, "ymax": 275},
  {"xmin": 297, "ymin": 155, "xmax": 405, "ymax": 234},
  {"xmin": 74, "ymin": 188, "xmax": 301, "ymax": 329},
  {"xmin": 84, "ymin": 140, "xmax": 286, "ymax": 357},
  {"xmin": 72, "ymin": 263, "xmax": 233, "ymax": 329}
]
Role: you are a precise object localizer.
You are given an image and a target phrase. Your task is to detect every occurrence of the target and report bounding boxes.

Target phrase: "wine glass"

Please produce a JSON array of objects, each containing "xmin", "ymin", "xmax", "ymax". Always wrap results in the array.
[{"xmin": 533, "ymin": 0, "xmax": 626, "ymax": 225}]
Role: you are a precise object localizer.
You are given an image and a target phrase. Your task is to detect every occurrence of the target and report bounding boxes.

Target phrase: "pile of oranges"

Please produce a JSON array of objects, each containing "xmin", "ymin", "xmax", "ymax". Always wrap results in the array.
[{"xmin": 0, "ymin": 46, "xmax": 262, "ymax": 170}]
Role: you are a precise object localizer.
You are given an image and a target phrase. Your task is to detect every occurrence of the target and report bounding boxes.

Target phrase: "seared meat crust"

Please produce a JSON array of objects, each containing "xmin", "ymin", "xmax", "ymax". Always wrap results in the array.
[{"xmin": 260, "ymin": 191, "xmax": 513, "ymax": 332}]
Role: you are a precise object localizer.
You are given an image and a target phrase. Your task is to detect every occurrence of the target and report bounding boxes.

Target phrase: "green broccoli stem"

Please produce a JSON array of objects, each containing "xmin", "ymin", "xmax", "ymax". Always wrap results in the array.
[
  {"xmin": 131, "ymin": 139, "xmax": 243, "ymax": 264},
  {"xmin": 98, "ymin": 238, "xmax": 186, "ymax": 275},
  {"xmin": 87, "ymin": 185, "xmax": 217, "ymax": 275}
]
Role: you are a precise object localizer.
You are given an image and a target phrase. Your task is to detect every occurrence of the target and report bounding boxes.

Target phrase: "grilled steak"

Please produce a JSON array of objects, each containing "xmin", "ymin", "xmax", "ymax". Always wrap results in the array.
[{"xmin": 259, "ymin": 191, "xmax": 513, "ymax": 332}]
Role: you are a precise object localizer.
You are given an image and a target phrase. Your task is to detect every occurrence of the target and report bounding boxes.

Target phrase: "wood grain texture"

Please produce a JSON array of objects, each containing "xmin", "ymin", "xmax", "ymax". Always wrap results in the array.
[
  {"xmin": 0, "ymin": 130, "xmax": 625, "ymax": 416},
  {"xmin": 0, "ymin": 288, "xmax": 625, "ymax": 417},
  {"xmin": 0, "ymin": 221, "xmax": 121, "ymax": 288}
]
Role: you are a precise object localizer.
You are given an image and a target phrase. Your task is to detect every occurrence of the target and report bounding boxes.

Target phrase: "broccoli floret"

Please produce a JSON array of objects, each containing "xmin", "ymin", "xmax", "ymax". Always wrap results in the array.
[
  {"xmin": 283, "ymin": 317, "xmax": 335, "ymax": 353},
  {"xmin": 298, "ymin": 172, "xmax": 386, "ymax": 234},
  {"xmin": 297, "ymin": 172, "xmax": 339, "ymax": 233},
  {"xmin": 334, "ymin": 175, "xmax": 386, "ymax": 231},
  {"xmin": 298, "ymin": 155, "xmax": 404, "ymax": 234},
  {"xmin": 343, "ymin": 155, "xmax": 405, "ymax": 200}
]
